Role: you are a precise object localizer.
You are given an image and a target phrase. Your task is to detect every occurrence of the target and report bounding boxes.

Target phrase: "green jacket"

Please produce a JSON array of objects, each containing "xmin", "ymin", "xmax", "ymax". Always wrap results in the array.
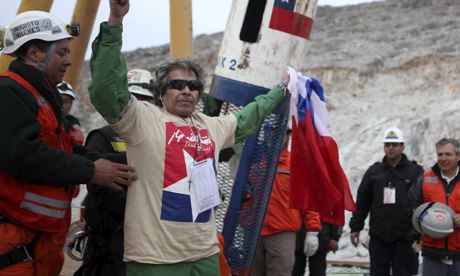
[{"xmin": 89, "ymin": 23, "xmax": 285, "ymax": 144}]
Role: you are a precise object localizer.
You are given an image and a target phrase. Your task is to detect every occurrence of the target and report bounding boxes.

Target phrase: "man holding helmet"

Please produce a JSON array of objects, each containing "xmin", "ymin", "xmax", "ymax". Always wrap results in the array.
[
  {"xmin": 407, "ymin": 138, "xmax": 460, "ymax": 275},
  {"xmin": 0, "ymin": 11, "xmax": 136, "ymax": 275},
  {"xmin": 349, "ymin": 127, "xmax": 424, "ymax": 276}
]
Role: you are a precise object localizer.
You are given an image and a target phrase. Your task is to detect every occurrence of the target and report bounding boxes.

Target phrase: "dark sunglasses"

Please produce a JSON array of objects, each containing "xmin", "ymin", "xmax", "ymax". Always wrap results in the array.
[
  {"xmin": 165, "ymin": 79, "xmax": 203, "ymax": 91},
  {"xmin": 384, "ymin": 143, "xmax": 403, "ymax": 147}
]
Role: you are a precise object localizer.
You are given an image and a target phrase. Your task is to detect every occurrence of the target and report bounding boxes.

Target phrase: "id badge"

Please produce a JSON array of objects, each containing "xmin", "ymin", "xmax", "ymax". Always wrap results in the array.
[
  {"xmin": 191, "ymin": 159, "xmax": 221, "ymax": 213},
  {"xmin": 383, "ymin": 187, "xmax": 396, "ymax": 204}
]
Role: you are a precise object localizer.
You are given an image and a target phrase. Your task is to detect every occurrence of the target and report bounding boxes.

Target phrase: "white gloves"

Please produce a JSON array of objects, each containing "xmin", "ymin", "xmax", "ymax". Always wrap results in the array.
[{"xmin": 304, "ymin": 231, "xmax": 319, "ymax": 257}]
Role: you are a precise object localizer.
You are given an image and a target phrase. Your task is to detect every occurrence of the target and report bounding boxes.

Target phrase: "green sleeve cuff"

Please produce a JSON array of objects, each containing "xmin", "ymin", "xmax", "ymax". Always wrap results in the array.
[
  {"xmin": 100, "ymin": 22, "xmax": 123, "ymax": 42},
  {"xmin": 233, "ymin": 87, "xmax": 285, "ymax": 143}
]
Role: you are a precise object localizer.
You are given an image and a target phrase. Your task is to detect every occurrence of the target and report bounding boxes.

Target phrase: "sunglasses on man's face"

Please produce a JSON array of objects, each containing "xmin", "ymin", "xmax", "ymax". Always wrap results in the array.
[
  {"xmin": 165, "ymin": 79, "xmax": 203, "ymax": 91},
  {"xmin": 384, "ymin": 143, "xmax": 402, "ymax": 148}
]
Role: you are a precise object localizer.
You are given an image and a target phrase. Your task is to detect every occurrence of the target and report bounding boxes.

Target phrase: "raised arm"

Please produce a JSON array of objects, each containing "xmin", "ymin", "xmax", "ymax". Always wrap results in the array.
[{"xmin": 89, "ymin": 0, "xmax": 131, "ymax": 122}]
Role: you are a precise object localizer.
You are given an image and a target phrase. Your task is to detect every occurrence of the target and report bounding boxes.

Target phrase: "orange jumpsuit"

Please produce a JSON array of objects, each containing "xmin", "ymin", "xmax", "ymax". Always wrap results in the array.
[{"xmin": 262, "ymin": 149, "xmax": 321, "ymax": 236}]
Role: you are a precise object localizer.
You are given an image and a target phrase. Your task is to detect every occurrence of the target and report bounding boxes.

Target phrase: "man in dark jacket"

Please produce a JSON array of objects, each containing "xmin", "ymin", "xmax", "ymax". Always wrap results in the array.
[
  {"xmin": 0, "ymin": 11, "xmax": 135, "ymax": 275},
  {"xmin": 349, "ymin": 127, "xmax": 424, "ymax": 276},
  {"xmin": 75, "ymin": 69, "xmax": 154, "ymax": 276}
]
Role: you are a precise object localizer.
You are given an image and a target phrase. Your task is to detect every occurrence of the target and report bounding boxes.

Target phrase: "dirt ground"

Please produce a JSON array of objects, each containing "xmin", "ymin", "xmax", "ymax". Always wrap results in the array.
[{"xmin": 61, "ymin": 254, "xmax": 81, "ymax": 276}]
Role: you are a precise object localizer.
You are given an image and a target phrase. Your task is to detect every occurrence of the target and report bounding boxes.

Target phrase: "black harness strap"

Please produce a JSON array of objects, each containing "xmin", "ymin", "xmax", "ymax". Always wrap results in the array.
[
  {"xmin": 417, "ymin": 202, "xmax": 436, "ymax": 235},
  {"xmin": 0, "ymin": 216, "xmax": 41, "ymax": 270}
]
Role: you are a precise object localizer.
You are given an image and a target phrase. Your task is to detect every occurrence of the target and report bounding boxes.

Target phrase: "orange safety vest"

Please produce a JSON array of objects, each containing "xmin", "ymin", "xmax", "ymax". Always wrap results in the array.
[
  {"xmin": 71, "ymin": 125, "xmax": 84, "ymax": 145},
  {"xmin": 421, "ymin": 170, "xmax": 460, "ymax": 251},
  {"xmin": 70, "ymin": 125, "xmax": 84, "ymax": 199},
  {"xmin": 261, "ymin": 149, "xmax": 321, "ymax": 236},
  {"xmin": 0, "ymin": 72, "xmax": 75, "ymax": 233}
]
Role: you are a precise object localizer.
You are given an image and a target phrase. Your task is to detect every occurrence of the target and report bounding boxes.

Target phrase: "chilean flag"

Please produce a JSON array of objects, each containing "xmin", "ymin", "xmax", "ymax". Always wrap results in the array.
[
  {"xmin": 269, "ymin": 0, "xmax": 314, "ymax": 39},
  {"xmin": 288, "ymin": 70, "xmax": 356, "ymax": 226}
]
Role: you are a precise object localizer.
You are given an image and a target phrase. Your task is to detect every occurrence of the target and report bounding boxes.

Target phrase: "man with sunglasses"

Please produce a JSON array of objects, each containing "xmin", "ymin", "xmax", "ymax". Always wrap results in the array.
[
  {"xmin": 0, "ymin": 10, "xmax": 136, "ymax": 275},
  {"xmin": 88, "ymin": 1, "xmax": 290, "ymax": 275},
  {"xmin": 349, "ymin": 127, "xmax": 424, "ymax": 276}
]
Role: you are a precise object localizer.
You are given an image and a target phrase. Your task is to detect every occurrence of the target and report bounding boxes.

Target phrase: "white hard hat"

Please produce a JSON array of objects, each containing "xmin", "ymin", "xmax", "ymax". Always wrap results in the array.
[
  {"xmin": 57, "ymin": 81, "xmax": 75, "ymax": 99},
  {"xmin": 412, "ymin": 202, "xmax": 455, "ymax": 239},
  {"xmin": 0, "ymin": 11, "xmax": 79, "ymax": 55},
  {"xmin": 127, "ymin": 69, "xmax": 153, "ymax": 98},
  {"xmin": 382, "ymin": 127, "xmax": 405, "ymax": 143}
]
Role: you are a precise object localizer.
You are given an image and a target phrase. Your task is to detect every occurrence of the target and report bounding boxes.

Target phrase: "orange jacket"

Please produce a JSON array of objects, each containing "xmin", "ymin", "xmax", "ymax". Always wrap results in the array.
[
  {"xmin": 70, "ymin": 125, "xmax": 83, "ymax": 199},
  {"xmin": 70, "ymin": 125, "xmax": 84, "ymax": 145},
  {"xmin": 421, "ymin": 169, "xmax": 460, "ymax": 251},
  {"xmin": 0, "ymin": 72, "xmax": 74, "ymax": 233},
  {"xmin": 217, "ymin": 232, "xmax": 230, "ymax": 276},
  {"xmin": 261, "ymin": 149, "xmax": 321, "ymax": 236},
  {"xmin": 0, "ymin": 222, "xmax": 67, "ymax": 275}
]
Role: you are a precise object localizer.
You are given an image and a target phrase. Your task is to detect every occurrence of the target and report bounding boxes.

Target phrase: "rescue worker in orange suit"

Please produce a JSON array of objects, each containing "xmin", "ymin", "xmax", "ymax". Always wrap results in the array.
[
  {"xmin": 0, "ymin": 11, "xmax": 136, "ymax": 276},
  {"xmin": 57, "ymin": 81, "xmax": 84, "ymax": 145},
  {"xmin": 251, "ymin": 129, "xmax": 322, "ymax": 276},
  {"xmin": 54, "ymin": 82, "xmax": 84, "ymax": 273},
  {"xmin": 407, "ymin": 138, "xmax": 460, "ymax": 275},
  {"xmin": 57, "ymin": 81, "xmax": 84, "ymax": 199}
]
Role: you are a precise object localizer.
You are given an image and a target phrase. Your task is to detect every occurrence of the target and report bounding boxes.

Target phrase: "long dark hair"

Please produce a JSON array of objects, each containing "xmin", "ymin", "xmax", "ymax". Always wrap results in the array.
[{"xmin": 153, "ymin": 58, "xmax": 206, "ymax": 107}]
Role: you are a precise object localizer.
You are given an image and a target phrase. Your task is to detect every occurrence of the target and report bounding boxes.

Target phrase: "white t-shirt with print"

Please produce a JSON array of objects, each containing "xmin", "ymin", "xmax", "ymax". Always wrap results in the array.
[{"xmin": 111, "ymin": 97, "xmax": 237, "ymax": 264}]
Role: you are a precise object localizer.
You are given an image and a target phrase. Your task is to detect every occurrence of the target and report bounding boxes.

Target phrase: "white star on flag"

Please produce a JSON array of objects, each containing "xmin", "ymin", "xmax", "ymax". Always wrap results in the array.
[{"xmin": 163, "ymin": 149, "xmax": 201, "ymax": 221}]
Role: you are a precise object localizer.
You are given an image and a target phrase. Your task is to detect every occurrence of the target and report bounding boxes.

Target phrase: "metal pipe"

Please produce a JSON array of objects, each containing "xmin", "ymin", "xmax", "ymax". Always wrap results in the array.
[
  {"xmin": 169, "ymin": 0, "xmax": 193, "ymax": 58},
  {"xmin": 65, "ymin": 0, "xmax": 101, "ymax": 90}
]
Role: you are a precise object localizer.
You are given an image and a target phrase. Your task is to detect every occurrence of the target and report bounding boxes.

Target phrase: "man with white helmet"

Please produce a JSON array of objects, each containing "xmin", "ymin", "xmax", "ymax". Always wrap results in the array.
[
  {"xmin": 57, "ymin": 81, "xmax": 85, "ymax": 145},
  {"xmin": 0, "ymin": 11, "xmax": 136, "ymax": 275},
  {"xmin": 57, "ymin": 81, "xmax": 85, "ymax": 199},
  {"xmin": 407, "ymin": 138, "xmax": 460, "ymax": 275},
  {"xmin": 349, "ymin": 127, "xmax": 424, "ymax": 276}
]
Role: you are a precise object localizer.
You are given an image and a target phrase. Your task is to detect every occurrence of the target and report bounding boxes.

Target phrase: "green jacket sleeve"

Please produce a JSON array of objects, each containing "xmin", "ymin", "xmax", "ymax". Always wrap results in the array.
[
  {"xmin": 233, "ymin": 87, "xmax": 285, "ymax": 144},
  {"xmin": 89, "ymin": 22, "xmax": 130, "ymax": 120}
]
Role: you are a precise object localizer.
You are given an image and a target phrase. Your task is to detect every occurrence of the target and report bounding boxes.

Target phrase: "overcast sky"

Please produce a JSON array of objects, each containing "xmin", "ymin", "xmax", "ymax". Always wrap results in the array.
[{"xmin": 1, "ymin": 0, "xmax": 381, "ymax": 58}]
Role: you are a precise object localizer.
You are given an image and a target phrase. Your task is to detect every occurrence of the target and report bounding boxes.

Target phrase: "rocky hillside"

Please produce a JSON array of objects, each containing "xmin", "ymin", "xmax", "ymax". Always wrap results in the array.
[{"xmin": 72, "ymin": 0, "xmax": 460, "ymax": 258}]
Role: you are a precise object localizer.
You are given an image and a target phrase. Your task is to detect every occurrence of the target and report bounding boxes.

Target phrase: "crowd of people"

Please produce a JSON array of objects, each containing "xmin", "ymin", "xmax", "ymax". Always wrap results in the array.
[{"xmin": 1, "ymin": 1, "xmax": 460, "ymax": 276}]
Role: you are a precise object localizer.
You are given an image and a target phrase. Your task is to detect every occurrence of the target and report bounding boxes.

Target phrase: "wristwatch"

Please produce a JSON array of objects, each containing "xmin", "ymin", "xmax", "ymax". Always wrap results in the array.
[{"xmin": 276, "ymin": 82, "xmax": 289, "ymax": 96}]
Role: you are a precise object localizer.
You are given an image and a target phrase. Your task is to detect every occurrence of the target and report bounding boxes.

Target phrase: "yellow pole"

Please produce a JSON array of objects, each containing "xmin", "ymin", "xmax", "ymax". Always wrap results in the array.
[
  {"xmin": 16, "ymin": 0, "xmax": 54, "ymax": 13},
  {"xmin": 65, "ymin": 0, "xmax": 101, "ymax": 90},
  {"xmin": 169, "ymin": 0, "xmax": 193, "ymax": 58},
  {"xmin": 0, "ymin": 0, "xmax": 54, "ymax": 72}
]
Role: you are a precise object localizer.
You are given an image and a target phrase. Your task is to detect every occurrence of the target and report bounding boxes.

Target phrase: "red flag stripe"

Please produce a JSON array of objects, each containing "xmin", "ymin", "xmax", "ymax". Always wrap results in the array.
[{"xmin": 269, "ymin": 7, "xmax": 314, "ymax": 39}]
